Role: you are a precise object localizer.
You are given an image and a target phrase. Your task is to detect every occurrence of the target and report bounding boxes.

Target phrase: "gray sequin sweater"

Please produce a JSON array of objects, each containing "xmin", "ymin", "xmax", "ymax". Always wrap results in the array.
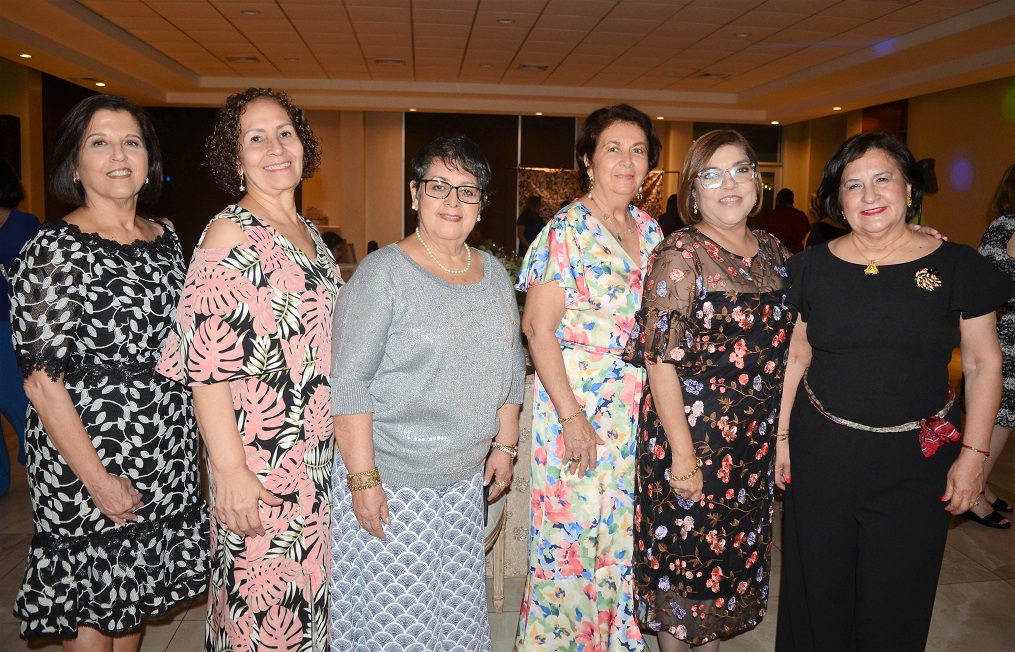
[{"xmin": 330, "ymin": 244, "xmax": 526, "ymax": 488}]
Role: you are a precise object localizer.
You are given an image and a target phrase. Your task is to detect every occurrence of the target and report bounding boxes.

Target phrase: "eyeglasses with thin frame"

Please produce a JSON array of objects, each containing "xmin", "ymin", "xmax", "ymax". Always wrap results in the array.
[
  {"xmin": 420, "ymin": 179, "xmax": 485, "ymax": 204},
  {"xmin": 696, "ymin": 163, "xmax": 757, "ymax": 189}
]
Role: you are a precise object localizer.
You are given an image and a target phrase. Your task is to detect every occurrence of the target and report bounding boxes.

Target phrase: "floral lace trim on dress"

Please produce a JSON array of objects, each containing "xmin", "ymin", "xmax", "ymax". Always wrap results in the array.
[{"xmin": 58, "ymin": 218, "xmax": 178, "ymax": 257}]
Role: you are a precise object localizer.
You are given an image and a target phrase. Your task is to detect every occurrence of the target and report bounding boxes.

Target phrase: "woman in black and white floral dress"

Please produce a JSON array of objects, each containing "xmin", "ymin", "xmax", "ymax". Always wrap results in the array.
[{"xmin": 8, "ymin": 95, "xmax": 207, "ymax": 648}]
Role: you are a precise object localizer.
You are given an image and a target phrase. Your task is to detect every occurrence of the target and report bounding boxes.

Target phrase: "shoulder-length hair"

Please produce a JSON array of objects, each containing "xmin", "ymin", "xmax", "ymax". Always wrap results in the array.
[
  {"xmin": 575, "ymin": 104, "xmax": 661, "ymax": 193},
  {"xmin": 818, "ymin": 131, "xmax": 924, "ymax": 224},
  {"xmin": 205, "ymin": 88, "xmax": 321, "ymax": 196},
  {"xmin": 50, "ymin": 94, "xmax": 163, "ymax": 206},
  {"xmin": 677, "ymin": 129, "xmax": 761, "ymax": 225}
]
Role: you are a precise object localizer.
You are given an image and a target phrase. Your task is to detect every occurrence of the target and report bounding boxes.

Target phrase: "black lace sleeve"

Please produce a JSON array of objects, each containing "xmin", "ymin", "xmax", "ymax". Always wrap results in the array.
[{"xmin": 8, "ymin": 224, "xmax": 87, "ymax": 380}]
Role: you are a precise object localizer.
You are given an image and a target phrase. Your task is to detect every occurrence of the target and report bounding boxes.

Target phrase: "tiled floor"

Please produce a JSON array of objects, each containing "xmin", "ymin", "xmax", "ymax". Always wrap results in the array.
[{"xmin": 1, "ymin": 421, "xmax": 1013, "ymax": 651}]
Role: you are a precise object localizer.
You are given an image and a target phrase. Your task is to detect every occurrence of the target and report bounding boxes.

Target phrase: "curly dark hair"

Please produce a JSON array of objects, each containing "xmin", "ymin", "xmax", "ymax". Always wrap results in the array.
[
  {"xmin": 818, "ymin": 131, "xmax": 924, "ymax": 225},
  {"xmin": 205, "ymin": 88, "xmax": 321, "ymax": 195},
  {"xmin": 50, "ymin": 94, "xmax": 163, "ymax": 207},
  {"xmin": 575, "ymin": 104, "xmax": 662, "ymax": 193},
  {"xmin": 677, "ymin": 129, "xmax": 762, "ymax": 225}
]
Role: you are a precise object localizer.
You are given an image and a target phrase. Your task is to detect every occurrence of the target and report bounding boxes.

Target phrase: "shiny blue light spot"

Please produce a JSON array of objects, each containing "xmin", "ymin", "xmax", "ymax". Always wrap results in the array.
[
  {"xmin": 874, "ymin": 38, "xmax": 897, "ymax": 57},
  {"xmin": 949, "ymin": 159, "xmax": 973, "ymax": 192}
]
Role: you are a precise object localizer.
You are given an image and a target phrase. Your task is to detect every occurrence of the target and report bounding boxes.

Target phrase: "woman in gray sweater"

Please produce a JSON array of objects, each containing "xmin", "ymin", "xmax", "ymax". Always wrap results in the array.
[{"xmin": 329, "ymin": 134, "xmax": 526, "ymax": 650}]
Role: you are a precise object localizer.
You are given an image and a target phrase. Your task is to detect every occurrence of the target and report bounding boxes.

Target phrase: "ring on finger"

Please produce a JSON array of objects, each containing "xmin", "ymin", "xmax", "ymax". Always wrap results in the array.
[
  {"xmin": 570, "ymin": 456, "xmax": 582, "ymax": 462},
  {"xmin": 496, "ymin": 480, "xmax": 511, "ymax": 488}
]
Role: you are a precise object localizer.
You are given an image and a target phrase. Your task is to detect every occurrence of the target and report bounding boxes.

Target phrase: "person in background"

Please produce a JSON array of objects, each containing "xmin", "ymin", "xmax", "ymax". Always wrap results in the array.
[
  {"xmin": 971, "ymin": 161, "xmax": 1015, "ymax": 528},
  {"xmin": 159, "ymin": 87, "xmax": 341, "ymax": 651},
  {"xmin": 624, "ymin": 129, "xmax": 792, "ymax": 650},
  {"xmin": 804, "ymin": 194, "xmax": 849, "ymax": 248},
  {"xmin": 517, "ymin": 193, "xmax": 545, "ymax": 255},
  {"xmin": 10, "ymin": 94, "xmax": 208, "ymax": 649},
  {"xmin": 657, "ymin": 192, "xmax": 682, "ymax": 236},
  {"xmin": 775, "ymin": 131, "xmax": 1013, "ymax": 650},
  {"xmin": 515, "ymin": 103, "xmax": 663, "ymax": 650},
  {"xmin": 329, "ymin": 134, "xmax": 524, "ymax": 649},
  {"xmin": 758, "ymin": 188, "xmax": 810, "ymax": 253},
  {"xmin": 0, "ymin": 158, "xmax": 39, "ymax": 496}
]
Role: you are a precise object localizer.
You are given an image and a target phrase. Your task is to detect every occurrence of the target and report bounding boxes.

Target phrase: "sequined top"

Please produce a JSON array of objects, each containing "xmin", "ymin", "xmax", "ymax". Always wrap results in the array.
[{"xmin": 330, "ymin": 244, "xmax": 526, "ymax": 488}]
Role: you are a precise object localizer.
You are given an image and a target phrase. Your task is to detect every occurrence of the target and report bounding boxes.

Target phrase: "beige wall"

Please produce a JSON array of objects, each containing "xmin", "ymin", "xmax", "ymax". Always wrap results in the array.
[
  {"xmin": 0, "ymin": 57, "xmax": 45, "ymax": 217},
  {"xmin": 660, "ymin": 121, "xmax": 693, "ymax": 200},
  {"xmin": 303, "ymin": 109, "xmax": 404, "ymax": 261},
  {"xmin": 908, "ymin": 76, "xmax": 1015, "ymax": 246},
  {"xmin": 781, "ymin": 113, "xmax": 851, "ymax": 219}
]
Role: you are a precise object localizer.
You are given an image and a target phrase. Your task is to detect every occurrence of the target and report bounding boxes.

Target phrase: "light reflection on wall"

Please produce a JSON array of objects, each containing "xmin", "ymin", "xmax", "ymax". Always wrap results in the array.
[
  {"xmin": 949, "ymin": 158, "xmax": 974, "ymax": 192},
  {"xmin": 874, "ymin": 38, "xmax": 898, "ymax": 57},
  {"xmin": 1003, "ymin": 81, "xmax": 1015, "ymax": 124}
]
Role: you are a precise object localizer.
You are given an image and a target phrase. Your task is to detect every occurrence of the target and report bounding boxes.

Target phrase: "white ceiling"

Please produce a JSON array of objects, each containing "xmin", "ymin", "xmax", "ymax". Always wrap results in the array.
[{"xmin": 2, "ymin": 0, "xmax": 1013, "ymax": 124}]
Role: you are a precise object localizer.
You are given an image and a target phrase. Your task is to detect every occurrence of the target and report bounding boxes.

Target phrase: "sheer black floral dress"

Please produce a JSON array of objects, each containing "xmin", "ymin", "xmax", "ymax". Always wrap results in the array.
[
  {"xmin": 8, "ymin": 218, "xmax": 208, "ymax": 640},
  {"xmin": 624, "ymin": 228, "xmax": 794, "ymax": 645}
]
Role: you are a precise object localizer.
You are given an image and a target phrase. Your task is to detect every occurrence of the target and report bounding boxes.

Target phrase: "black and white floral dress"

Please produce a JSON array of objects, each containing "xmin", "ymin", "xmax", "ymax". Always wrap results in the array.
[
  {"xmin": 8, "ymin": 219, "xmax": 209, "ymax": 640},
  {"xmin": 979, "ymin": 211, "xmax": 1015, "ymax": 428}
]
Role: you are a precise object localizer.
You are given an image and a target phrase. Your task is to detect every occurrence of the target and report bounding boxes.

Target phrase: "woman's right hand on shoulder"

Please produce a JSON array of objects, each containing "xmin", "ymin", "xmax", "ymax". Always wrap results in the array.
[
  {"xmin": 668, "ymin": 454, "xmax": 704, "ymax": 503},
  {"xmin": 775, "ymin": 438, "xmax": 791, "ymax": 490},
  {"xmin": 351, "ymin": 484, "xmax": 391, "ymax": 540},
  {"xmin": 87, "ymin": 473, "xmax": 144, "ymax": 525},
  {"xmin": 213, "ymin": 466, "xmax": 282, "ymax": 537}
]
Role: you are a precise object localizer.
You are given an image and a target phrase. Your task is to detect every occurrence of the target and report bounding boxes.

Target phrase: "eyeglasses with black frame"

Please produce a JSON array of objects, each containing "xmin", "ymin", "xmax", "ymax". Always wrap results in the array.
[
  {"xmin": 420, "ymin": 179, "xmax": 485, "ymax": 204},
  {"xmin": 696, "ymin": 163, "xmax": 757, "ymax": 189}
]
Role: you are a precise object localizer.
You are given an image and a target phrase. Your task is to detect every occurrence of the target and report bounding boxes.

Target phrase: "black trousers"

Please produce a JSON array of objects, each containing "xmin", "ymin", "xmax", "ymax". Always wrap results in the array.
[{"xmin": 775, "ymin": 398, "xmax": 959, "ymax": 652}]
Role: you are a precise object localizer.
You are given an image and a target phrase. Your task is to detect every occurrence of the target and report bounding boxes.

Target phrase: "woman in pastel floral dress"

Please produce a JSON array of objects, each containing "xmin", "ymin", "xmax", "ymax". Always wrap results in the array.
[
  {"xmin": 159, "ymin": 88, "xmax": 341, "ymax": 651},
  {"xmin": 515, "ymin": 104, "xmax": 662, "ymax": 651},
  {"xmin": 624, "ymin": 130, "xmax": 793, "ymax": 650}
]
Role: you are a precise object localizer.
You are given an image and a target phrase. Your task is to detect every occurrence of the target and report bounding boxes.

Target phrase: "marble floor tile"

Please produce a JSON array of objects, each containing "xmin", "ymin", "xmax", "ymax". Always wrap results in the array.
[{"xmin": 927, "ymin": 580, "xmax": 1015, "ymax": 651}]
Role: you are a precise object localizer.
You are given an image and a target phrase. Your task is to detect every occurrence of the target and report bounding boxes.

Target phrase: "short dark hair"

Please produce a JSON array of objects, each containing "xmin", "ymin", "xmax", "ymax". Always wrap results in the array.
[
  {"xmin": 575, "ymin": 104, "xmax": 662, "ymax": 193},
  {"xmin": 678, "ymin": 129, "xmax": 762, "ymax": 225},
  {"xmin": 206, "ymin": 88, "xmax": 321, "ymax": 196},
  {"xmin": 50, "ymin": 94, "xmax": 163, "ymax": 206},
  {"xmin": 0, "ymin": 158, "xmax": 24, "ymax": 209},
  {"xmin": 410, "ymin": 134, "xmax": 492, "ymax": 208},
  {"xmin": 776, "ymin": 188, "xmax": 794, "ymax": 205},
  {"xmin": 818, "ymin": 131, "xmax": 923, "ymax": 224}
]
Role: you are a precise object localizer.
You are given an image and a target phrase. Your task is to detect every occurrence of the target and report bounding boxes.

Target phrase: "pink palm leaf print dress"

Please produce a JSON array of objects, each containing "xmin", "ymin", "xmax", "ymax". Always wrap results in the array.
[{"xmin": 158, "ymin": 206, "xmax": 342, "ymax": 652}]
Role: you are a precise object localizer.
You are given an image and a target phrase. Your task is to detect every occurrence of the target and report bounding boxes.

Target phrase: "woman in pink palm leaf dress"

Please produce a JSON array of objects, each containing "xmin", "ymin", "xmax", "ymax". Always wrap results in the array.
[{"xmin": 159, "ymin": 88, "xmax": 341, "ymax": 651}]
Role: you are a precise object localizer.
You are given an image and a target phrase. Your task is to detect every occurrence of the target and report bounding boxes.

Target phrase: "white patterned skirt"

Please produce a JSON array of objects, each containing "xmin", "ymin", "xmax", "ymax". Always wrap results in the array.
[{"xmin": 330, "ymin": 462, "xmax": 490, "ymax": 652}]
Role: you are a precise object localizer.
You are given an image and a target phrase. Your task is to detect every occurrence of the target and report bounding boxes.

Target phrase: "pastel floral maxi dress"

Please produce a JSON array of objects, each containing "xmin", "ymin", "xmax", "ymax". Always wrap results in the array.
[
  {"xmin": 158, "ymin": 206, "xmax": 342, "ymax": 651},
  {"xmin": 515, "ymin": 201, "xmax": 662, "ymax": 651},
  {"xmin": 624, "ymin": 229, "xmax": 792, "ymax": 644}
]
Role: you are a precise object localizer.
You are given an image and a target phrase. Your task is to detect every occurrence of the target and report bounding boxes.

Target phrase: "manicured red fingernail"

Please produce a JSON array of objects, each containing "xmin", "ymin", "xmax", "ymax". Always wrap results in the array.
[
  {"xmin": 785, "ymin": 477, "xmax": 791, "ymax": 484},
  {"xmin": 940, "ymin": 493, "xmax": 948, "ymax": 501}
]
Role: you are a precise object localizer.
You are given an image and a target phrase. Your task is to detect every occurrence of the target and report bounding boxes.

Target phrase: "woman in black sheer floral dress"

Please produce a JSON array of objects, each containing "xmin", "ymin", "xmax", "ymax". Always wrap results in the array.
[
  {"xmin": 624, "ymin": 129, "xmax": 793, "ymax": 650},
  {"xmin": 8, "ymin": 95, "xmax": 207, "ymax": 649}
]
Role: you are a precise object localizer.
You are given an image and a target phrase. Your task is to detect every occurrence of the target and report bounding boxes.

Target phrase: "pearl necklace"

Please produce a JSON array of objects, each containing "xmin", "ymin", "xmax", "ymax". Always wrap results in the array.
[{"xmin": 415, "ymin": 227, "xmax": 471, "ymax": 274}]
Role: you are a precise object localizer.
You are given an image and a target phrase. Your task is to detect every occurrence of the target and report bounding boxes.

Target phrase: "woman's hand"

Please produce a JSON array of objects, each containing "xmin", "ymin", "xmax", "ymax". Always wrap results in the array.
[
  {"xmin": 669, "ymin": 454, "xmax": 704, "ymax": 503},
  {"xmin": 351, "ymin": 485, "xmax": 391, "ymax": 540},
  {"xmin": 775, "ymin": 438, "xmax": 791, "ymax": 490},
  {"xmin": 562, "ymin": 416, "xmax": 606, "ymax": 476},
  {"xmin": 87, "ymin": 473, "xmax": 143, "ymax": 525},
  {"xmin": 213, "ymin": 466, "xmax": 282, "ymax": 537},
  {"xmin": 942, "ymin": 451, "xmax": 986, "ymax": 515},
  {"xmin": 484, "ymin": 449, "xmax": 515, "ymax": 502},
  {"xmin": 910, "ymin": 223, "xmax": 947, "ymax": 241}
]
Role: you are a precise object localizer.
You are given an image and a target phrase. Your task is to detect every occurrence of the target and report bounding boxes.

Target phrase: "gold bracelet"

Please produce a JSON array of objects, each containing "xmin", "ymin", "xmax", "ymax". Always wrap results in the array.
[
  {"xmin": 671, "ymin": 457, "xmax": 702, "ymax": 482},
  {"xmin": 490, "ymin": 441, "xmax": 519, "ymax": 459},
  {"xmin": 961, "ymin": 444, "xmax": 990, "ymax": 458},
  {"xmin": 347, "ymin": 467, "xmax": 381, "ymax": 491},
  {"xmin": 776, "ymin": 434, "xmax": 789, "ymax": 442},
  {"xmin": 558, "ymin": 407, "xmax": 584, "ymax": 424}
]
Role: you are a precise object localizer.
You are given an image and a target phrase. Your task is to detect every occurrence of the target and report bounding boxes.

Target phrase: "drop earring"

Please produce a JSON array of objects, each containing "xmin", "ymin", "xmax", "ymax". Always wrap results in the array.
[
  {"xmin": 145, "ymin": 177, "xmax": 150, "ymax": 185},
  {"xmin": 73, "ymin": 171, "xmax": 80, "ymax": 184},
  {"xmin": 239, "ymin": 171, "xmax": 246, "ymax": 193},
  {"xmin": 907, "ymin": 195, "xmax": 912, "ymax": 208},
  {"xmin": 636, "ymin": 185, "xmax": 644, "ymax": 202},
  {"xmin": 693, "ymin": 200, "xmax": 699, "ymax": 215},
  {"xmin": 477, "ymin": 215, "xmax": 482, "ymax": 222},
  {"xmin": 587, "ymin": 174, "xmax": 594, "ymax": 199}
]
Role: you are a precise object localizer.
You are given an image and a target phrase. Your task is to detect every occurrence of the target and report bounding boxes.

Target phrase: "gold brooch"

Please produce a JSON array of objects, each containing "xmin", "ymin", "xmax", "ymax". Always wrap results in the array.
[{"xmin": 914, "ymin": 268, "xmax": 941, "ymax": 291}]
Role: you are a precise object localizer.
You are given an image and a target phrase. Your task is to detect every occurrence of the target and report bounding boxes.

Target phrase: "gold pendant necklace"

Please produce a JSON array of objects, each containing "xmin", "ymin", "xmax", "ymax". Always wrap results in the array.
[
  {"xmin": 850, "ymin": 229, "xmax": 913, "ymax": 275},
  {"xmin": 589, "ymin": 196, "xmax": 634, "ymax": 242}
]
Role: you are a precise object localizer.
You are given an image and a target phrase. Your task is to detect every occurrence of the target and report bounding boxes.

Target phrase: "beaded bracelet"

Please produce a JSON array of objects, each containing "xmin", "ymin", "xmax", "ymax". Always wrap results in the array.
[
  {"xmin": 961, "ymin": 444, "xmax": 990, "ymax": 458},
  {"xmin": 671, "ymin": 457, "xmax": 702, "ymax": 482},
  {"xmin": 347, "ymin": 467, "xmax": 382, "ymax": 491},
  {"xmin": 558, "ymin": 407, "xmax": 584, "ymax": 424},
  {"xmin": 490, "ymin": 442, "xmax": 519, "ymax": 459}
]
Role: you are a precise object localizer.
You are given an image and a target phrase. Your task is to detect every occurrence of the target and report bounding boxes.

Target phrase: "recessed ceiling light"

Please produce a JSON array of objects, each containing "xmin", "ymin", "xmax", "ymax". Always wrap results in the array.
[
  {"xmin": 535, "ymin": 112, "xmax": 543, "ymax": 116},
  {"xmin": 240, "ymin": 9, "xmax": 260, "ymax": 16},
  {"xmin": 771, "ymin": 120, "xmax": 779, "ymax": 125},
  {"xmin": 284, "ymin": 57, "xmax": 299, "ymax": 62},
  {"xmin": 19, "ymin": 53, "xmax": 31, "ymax": 58},
  {"xmin": 497, "ymin": 18, "xmax": 515, "ymax": 24},
  {"xmin": 833, "ymin": 106, "xmax": 842, "ymax": 111},
  {"xmin": 735, "ymin": 32, "xmax": 752, "ymax": 38},
  {"xmin": 95, "ymin": 82, "xmax": 106, "ymax": 87},
  {"xmin": 408, "ymin": 108, "xmax": 417, "ymax": 112},
  {"xmin": 656, "ymin": 116, "xmax": 664, "ymax": 120},
  {"xmin": 479, "ymin": 63, "xmax": 494, "ymax": 69}
]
